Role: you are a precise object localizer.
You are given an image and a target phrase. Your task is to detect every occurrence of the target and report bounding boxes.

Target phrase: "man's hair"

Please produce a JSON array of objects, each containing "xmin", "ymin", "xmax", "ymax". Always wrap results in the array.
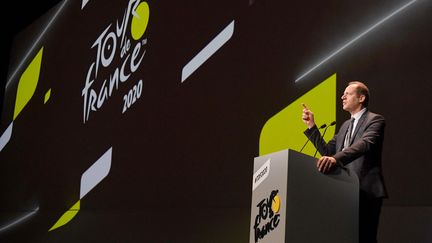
[{"xmin": 348, "ymin": 81, "xmax": 369, "ymax": 107}]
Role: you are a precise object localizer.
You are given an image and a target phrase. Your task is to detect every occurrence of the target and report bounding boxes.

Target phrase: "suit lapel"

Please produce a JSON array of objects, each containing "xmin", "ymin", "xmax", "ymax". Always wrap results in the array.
[{"xmin": 349, "ymin": 111, "xmax": 368, "ymax": 144}]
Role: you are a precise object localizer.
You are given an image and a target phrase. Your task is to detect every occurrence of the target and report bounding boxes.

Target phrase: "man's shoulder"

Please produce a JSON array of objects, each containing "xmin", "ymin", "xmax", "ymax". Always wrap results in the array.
[
  {"xmin": 364, "ymin": 110, "xmax": 385, "ymax": 126},
  {"xmin": 366, "ymin": 110, "xmax": 384, "ymax": 120}
]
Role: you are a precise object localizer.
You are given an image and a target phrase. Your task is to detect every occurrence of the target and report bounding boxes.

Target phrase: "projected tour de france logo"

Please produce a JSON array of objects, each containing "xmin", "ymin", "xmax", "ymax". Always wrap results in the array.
[
  {"xmin": 253, "ymin": 189, "xmax": 281, "ymax": 243},
  {"xmin": 81, "ymin": 0, "xmax": 150, "ymax": 123}
]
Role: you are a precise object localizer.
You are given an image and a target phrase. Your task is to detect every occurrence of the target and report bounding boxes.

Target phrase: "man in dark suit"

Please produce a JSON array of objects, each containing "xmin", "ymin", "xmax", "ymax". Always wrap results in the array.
[{"xmin": 302, "ymin": 81, "xmax": 387, "ymax": 243}]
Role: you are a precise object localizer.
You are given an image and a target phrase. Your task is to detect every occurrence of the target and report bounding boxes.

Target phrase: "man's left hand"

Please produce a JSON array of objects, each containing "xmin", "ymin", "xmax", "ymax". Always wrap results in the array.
[{"xmin": 317, "ymin": 156, "xmax": 337, "ymax": 173}]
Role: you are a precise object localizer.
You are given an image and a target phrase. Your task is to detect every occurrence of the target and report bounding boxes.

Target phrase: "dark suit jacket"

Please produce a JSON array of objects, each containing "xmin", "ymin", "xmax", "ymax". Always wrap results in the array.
[{"xmin": 304, "ymin": 110, "xmax": 387, "ymax": 198}]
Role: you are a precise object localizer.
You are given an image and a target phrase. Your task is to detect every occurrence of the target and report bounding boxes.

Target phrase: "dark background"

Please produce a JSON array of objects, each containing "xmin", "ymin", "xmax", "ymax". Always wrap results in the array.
[{"xmin": 1, "ymin": 0, "xmax": 431, "ymax": 242}]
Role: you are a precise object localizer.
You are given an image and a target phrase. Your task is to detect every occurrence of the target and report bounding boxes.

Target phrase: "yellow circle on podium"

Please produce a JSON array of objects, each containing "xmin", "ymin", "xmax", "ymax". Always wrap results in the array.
[{"xmin": 272, "ymin": 194, "xmax": 281, "ymax": 213}]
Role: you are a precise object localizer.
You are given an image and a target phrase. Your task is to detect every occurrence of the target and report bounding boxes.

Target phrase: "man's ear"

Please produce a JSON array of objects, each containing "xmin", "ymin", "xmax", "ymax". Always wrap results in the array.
[{"xmin": 359, "ymin": 95, "xmax": 365, "ymax": 103}]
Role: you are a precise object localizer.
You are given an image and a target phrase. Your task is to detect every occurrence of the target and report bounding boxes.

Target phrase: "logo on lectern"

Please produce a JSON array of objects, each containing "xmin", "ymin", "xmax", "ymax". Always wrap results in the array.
[
  {"xmin": 253, "ymin": 159, "xmax": 270, "ymax": 191},
  {"xmin": 253, "ymin": 189, "xmax": 281, "ymax": 243}
]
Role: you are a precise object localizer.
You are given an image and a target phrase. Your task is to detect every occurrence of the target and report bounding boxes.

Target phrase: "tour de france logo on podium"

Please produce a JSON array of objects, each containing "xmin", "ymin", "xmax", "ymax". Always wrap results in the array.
[{"xmin": 252, "ymin": 189, "xmax": 281, "ymax": 243}]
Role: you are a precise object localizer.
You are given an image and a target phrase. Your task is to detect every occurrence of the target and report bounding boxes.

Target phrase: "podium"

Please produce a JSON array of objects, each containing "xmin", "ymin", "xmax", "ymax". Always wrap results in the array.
[{"xmin": 250, "ymin": 149, "xmax": 359, "ymax": 243}]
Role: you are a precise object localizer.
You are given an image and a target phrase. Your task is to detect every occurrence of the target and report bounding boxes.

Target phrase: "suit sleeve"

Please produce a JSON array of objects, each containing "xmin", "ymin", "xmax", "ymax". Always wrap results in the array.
[
  {"xmin": 333, "ymin": 115, "xmax": 385, "ymax": 166},
  {"xmin": 304, "ymin": 125, "xmax": 337, "ymax": 156}
]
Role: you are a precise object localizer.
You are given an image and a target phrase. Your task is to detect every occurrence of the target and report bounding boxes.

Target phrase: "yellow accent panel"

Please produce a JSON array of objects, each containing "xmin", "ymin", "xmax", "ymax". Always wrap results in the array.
[
  {"xmin": 131, "ymin": 2, "xmax": 149, "ymax": 40},
  {"xmin": 44, "ymin": 89, "xmax": 51, "ymax": 104},
  {"xmin": 259, "ymin": 74, "xmax": 337, "ymax": 157},
  {"xmin": 13, "ymin": 48, "xmax": 44, "ymax": 120},
  {"xmin": 49, "ymin": 200, "xmax": 80, "ymax": 231}
]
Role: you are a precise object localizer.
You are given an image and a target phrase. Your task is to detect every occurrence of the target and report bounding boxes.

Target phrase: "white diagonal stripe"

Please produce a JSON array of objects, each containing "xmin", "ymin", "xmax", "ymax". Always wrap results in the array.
[
  {"xmin": 0, "ymin": 122, "xmax": 13, "ymax": 153},
  {"xmin": 81, "ymin": 0, "xmax": 90, "ymax": 9},
  {"xmin": 80, "ymin": 147, "xmax": 112, "ymax": 199},
  {"xmin": 181, "ymin": 20, "xmax": 235, "ymax": 83}
]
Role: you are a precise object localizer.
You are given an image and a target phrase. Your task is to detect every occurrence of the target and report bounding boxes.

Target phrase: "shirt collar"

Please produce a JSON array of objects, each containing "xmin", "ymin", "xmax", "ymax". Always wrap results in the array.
[{"xmin": 351, "ymin": 107, "xmax": 367, "ymax": 120}]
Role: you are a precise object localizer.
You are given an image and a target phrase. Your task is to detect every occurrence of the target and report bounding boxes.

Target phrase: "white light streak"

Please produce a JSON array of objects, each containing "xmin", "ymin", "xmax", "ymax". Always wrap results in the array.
[
  {"xmin": 0, "ymin": 206, "xmax": 39, "ymax": 233},
  {"xmin": 5, "ymin": 0, "xmax": 70, "ymax": 90},
  {"xmin": 295, "ymin": 0, "xmax": 417, "ymax": 82}
]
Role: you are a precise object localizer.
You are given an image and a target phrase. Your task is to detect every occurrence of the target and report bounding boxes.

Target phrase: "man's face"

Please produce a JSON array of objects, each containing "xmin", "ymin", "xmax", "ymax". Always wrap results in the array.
[{"xmin": 341, "ymin": 84, "xmax": 364, "ymax": 113}]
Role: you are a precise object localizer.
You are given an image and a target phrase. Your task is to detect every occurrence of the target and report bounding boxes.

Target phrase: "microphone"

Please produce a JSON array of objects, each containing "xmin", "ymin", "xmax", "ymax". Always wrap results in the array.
[
  {"xmin": 313, "ymin": 121, "xmax": 336, "ymax": 158},
  {"xmin": 300, "ymin": 123, "xmax": 327, "ymax": 153}
]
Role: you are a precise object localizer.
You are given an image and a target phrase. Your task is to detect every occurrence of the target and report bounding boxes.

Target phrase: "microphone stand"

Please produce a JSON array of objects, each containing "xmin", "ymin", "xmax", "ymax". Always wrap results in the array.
[
  {"xmin": 313, "ymin": 121, "xmax": 336, "ymax": 158},
  {"xmin": 300, "ymin": 124, "xmax": 326, "ymax": 153}
]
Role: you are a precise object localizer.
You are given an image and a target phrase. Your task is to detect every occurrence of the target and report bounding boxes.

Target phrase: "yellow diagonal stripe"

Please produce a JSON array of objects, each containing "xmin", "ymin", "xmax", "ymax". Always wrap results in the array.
[
  {"xmin": 49, "ymin": 200, "xmax": 80, "ymax": 231},
  {"xmin": 14, "ymin": 47, "xmax": 44, "ymax": 120},
  {"xmin": 44, "ymin": 89, "xmax": 51, "ymax": 104}
]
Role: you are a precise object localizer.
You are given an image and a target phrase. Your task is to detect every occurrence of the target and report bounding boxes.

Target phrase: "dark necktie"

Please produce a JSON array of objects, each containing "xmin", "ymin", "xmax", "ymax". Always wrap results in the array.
[{"xmin": 343, "ymin": 118, "xmax": 355, "ymax": 150}]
